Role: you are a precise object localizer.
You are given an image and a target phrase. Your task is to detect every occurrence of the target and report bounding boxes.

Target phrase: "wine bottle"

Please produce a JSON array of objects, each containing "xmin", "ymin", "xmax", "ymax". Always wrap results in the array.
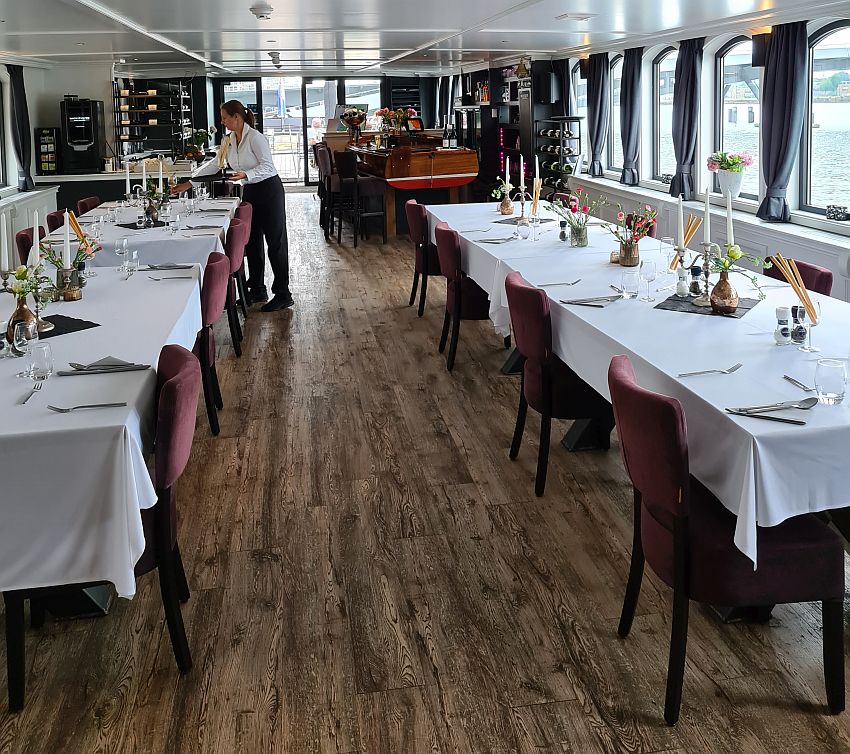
[
  {"xmin": 449, "ymin": 123, "xmax": 457, "ymax": 149},
  {"xmin": 538, "ymin": 128, "xmax": 547, "ymax": 137},
  {"xmin": 562, "ymin": 147, "xmax": 573, "ymax": 156},
  {"xmin": 564, "ymin": 129, "xmax": 573, "ymax": 138},
  {"xmin": 442, "ymin": 119, "xmax": 450, "ymax": 149}
]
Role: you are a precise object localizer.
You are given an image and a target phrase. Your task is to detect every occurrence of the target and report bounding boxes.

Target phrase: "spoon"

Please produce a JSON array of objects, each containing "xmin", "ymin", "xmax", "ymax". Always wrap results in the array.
[{"xmin": 733, "ymin": 397, "xmax": 819, "ymax": 414}]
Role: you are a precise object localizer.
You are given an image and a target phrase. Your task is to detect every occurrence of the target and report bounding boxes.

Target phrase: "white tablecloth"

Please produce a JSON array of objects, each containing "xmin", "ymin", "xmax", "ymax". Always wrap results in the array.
[
  {"xmin": 425, "ymin": 201, "xmax": 850, "ymax": 566},
  {"xmin": 51, "ymin": 198, "xmax": 238, "ymax": 269},
  {"xmin": 0, "ymin": 267, "xmax": 201, "ymax": 597}
]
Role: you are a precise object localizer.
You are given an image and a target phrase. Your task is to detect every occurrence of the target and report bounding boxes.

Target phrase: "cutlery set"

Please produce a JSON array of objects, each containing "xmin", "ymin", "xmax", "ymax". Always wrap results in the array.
[
  {"xmin": 678, "ymin": 363, "xmax": 743, "ymax": 377},
  {"xmin": 560, "ymin": 295, "xmax": 621, "ymax": 308}
]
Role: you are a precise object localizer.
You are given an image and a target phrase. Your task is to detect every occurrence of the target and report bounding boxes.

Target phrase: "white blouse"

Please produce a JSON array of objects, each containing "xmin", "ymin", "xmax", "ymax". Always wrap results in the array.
[{"xmin": 191, "ymin": 123, "xmax": 278, "ymax": 185}]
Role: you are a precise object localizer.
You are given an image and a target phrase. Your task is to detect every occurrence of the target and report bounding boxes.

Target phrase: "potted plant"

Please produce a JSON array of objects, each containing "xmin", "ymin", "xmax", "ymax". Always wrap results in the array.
[
  {"xmin": 604, "ymin": 204, "xmax": 658, "ymax": 266},
  {"xmin": 491, "ymin": 177, "xmax": 514, "ymax": 215},
  {"xmin": 706, "ymin": 151, "xmax": 753, "ymax": 199},
  {"xmin": 550, "ymin": 187, "xmax": 606, "ymax": 247}
]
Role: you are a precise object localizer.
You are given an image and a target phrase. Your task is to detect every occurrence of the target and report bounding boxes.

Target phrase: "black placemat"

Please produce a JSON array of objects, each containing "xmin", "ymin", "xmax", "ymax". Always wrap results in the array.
[
  {"xmin": 654, "ymin": 295, "xmax": 760, "ymax": 319},
  {"xmin": 39, "ymin": 314, "xmax": 100, "ymax": 339},
  {"xmin": 495, "ymin": 216, "xmax": 556, "ymax": 225},
  {"xmin": 116, "ymin": 220, "xmax": 166, "ymax": 230}
]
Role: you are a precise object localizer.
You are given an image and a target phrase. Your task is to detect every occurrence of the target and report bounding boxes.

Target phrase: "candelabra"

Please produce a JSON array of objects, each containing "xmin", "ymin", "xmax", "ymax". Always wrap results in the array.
[
  {"xmin": 692, "ymin": 242, "xmax": 721, "ymax": 307},
  {"xmin": 510, "ymin": 187, "xmax": 533, "ymax": 226}
]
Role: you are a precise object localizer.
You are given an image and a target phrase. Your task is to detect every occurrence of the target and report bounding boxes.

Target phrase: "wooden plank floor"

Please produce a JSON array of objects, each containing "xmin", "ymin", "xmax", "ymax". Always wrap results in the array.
[{"xmin": 2, "ymin": 191, "xmax": 850, "ymax": 753}]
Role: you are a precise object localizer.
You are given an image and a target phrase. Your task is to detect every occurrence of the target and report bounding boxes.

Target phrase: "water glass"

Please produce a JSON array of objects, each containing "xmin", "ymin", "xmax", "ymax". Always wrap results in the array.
[
  {"xmin": 125, "ymin": 250, "xmax": 139, "ymax": 276},
  {"xmin": 135, "ymin": 212, "xmax": 145, "ymax": 229},
  {"xmin": 29, "ymin": 342, "xmax": 54, "ymax": 381},
  {"xmin": 621, "ymin": 270, "xmax": 640, "ymax": 299},
  {"xmin": 799, "ymin": 302, "xmax": 822, "ymax": 353},
  {"xmin": 168, "ymin": 213, "xmax": 181, "ymax": 236},
  {"xmin": 640, "ymin": 259, "xmax": 657, "ymax": 302},
  {"xmin": 186, "ymin": 197, "xmax": 196, "ymax": 215},
  {"xmin": 815, "ymin": 358, "xmax": 846, "ymax": 405},
  {"xmin": 114, "ymin": 237, "xmax": 129, "ymax": 271}
]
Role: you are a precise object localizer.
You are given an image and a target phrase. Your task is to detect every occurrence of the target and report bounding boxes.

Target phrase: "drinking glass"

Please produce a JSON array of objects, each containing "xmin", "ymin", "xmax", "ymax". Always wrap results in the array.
[
  {"xmin": 186, "ymin": 197, "xmax": 196, "ymax": 215},
  {"xmin": 640, "ymin": 260, "xmax": 658, "ymax": 302},
  {"xmin": 815, "ymin": 358, "xmax": 846, "ymax": 405},
  {"xmin": 621, "ymin": 270, "xmax": 640, "ymax": 299},
  {"xmin": 135, "ymin": 211, "xmax": 146, "ymax": 229},
  {"xmin": 799, "ymin": 301, "xmax": 822, "ymax": 353},
  {"xmin": 661, "ymin": 236, "xmax": 677, "ymax": 274},
  {"xmin": 13, "ymin": 322, "xmax": 37, "ymax": 376},
  {"xmin": 114, "ymin": 237, "xmax": 129, "ymax": 271},
  {"xmin": 168, "ymin": 213, "xmax": 181, "ymax": 236},
  {"xmin": 530, "ymin": 215, "xmax": 541, "ymax": 242},
  {"xmin": 29, "ymin": 342, "xmax": 54, "ymax": 381},
  {"xmin": 126, "ymin": 250, "xmax": 139, "ymax": 276}
]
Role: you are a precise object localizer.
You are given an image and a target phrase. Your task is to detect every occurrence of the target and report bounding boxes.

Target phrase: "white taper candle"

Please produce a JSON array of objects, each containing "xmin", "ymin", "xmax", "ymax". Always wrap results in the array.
[
  {"xmin": 703, "ymin": 184, "xmax": 711, "ymax": 245},
  {"xmin": 676, "ymin": 195, "xmax": 684, "ymax": 249},
  {"xmin": 726, "ymin": 190, "xmax": 734, "ymax": 246}
]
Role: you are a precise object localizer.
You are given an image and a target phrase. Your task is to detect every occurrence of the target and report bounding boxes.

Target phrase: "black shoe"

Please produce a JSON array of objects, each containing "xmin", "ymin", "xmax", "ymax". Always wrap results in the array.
[
  {"xmin": 260, "ymin": 295, "xmax": 294, "ymax": 312},
  {"xmin": 248, "ymin": 288, "xmax": 269, "ymax": 305}
]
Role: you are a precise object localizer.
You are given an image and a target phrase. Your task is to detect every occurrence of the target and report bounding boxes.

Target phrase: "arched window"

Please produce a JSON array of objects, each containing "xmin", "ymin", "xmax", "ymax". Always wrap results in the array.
[
  {"xmin": 802, "ymin": 22, "xmax": 850, "ymax": 212},
  {"xmin": 714, "ymin": 37, "xmax": 759, "ymax": 199},
  {"xmin": 571, "ymin": 61, "xmax": 587, "ymax": 124},
  {"xmin": 652, "ymin": 47, "xmax": 677, "ymax": 182},
  {"xmin": 608, "ymin": 55, "xmax": 624, "ymax": 171}
]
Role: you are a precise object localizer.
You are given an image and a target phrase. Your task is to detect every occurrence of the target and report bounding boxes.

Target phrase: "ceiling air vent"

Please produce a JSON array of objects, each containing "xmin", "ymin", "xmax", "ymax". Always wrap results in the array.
[{"xmin": 250, "ymin": 2, "xmax": 274, "ymax": 20}]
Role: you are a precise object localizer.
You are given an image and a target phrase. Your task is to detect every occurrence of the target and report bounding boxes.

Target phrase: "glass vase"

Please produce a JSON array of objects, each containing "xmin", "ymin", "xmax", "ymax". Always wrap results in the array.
[
  {"xmin": 6, "ymin": 296, "xmax": 36, "ymax": 344},
  {"xmin": 619, "ymin": 241, "xmax": 640, "ymax": 267},
  {"xmin": 570, "ymin": 225, "xmax": 588, "ymax": 247}
]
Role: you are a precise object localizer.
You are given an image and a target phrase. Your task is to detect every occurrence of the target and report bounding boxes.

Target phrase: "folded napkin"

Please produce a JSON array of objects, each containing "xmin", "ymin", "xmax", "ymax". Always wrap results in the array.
[
  {"xmin": 145, "ymin": 263, "xmax": 194, "ymax": 270},
  {"xmin": 57, "ymin": 356, "xmax": 151, "ymax": 377}
]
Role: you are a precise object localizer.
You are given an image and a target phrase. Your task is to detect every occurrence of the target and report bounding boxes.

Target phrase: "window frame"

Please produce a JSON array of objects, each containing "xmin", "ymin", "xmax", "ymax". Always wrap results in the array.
[
  {"xmin": 607, "ymin": 54, "xmax": 624, "ymax": 172},
  {"xmin": 713, "ymin": 36, "xmax": 758, "ymax": 200},
  {"xmin": 799, "ymin": 20, "xmax": 850, "ymax": 215},
  {"xmin": 651, "ymin": 46, "xmax": 677, "ymax": 182}
]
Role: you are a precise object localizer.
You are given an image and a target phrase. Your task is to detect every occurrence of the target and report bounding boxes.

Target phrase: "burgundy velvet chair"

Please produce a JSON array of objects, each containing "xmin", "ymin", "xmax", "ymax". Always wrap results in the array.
[
  {"xmin": 194, "ymin": 252, "xmax": 230, "ymax": 435},
  {"xmin": 76, "ymin": 196, "xmax": 101, "ymax": 216},
  {"xmin": 15, "ymin": 227, "xmax": 46, "ymax": 266},
  {"xmin": 504, "ymin": 272, "xmax": 615, "ymax": 496},
  {"xmin": 3, "ymin": 344, "xmax": 201, "ymax": 711},
  {"xmin": 46, "ymin": 210, "xmax": 65, "ymax": 233},
  {"xmin": 434, "ymin": 222, "xmax": 490, "ymax": 371},
  {"xmin": 333, "ymin": 150, "xmax": 387, "ymax": 247},
  {"xmin": 405, "ymin": 199, "xmax": 442, "ymax": 317},
  {"xmin": 233, "ymin": 202, "xmax": 253, "ymax": 318},
  {"xmin": 607, "ymin": 354, "xmax": 845, "ymax": 725},
  {"xmin": 222, "ymin": 218, "xmax": 248, "ymax": 357},
  {"xmin": 764, "ymin": 258, "xmax": 832, "ymax": 295}
]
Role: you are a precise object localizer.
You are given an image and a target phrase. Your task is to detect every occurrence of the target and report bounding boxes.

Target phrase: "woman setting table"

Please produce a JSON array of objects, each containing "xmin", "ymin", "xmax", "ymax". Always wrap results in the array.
[{"xmin": 171, "ymin": 99, "xmax": 293, "ymax": 312}]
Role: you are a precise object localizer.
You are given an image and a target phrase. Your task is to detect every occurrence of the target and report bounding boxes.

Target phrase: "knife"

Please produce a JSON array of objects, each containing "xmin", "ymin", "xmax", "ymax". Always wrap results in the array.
[{"xmin": 725, "ymin": 409, "xmax": 806, "ymax": 425}]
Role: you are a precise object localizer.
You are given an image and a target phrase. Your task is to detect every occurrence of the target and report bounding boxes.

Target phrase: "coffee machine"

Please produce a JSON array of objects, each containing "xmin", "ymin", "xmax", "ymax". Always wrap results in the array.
[{"xmin": 60, "ymin": 95, "xmax": 106, "ymax": 173}]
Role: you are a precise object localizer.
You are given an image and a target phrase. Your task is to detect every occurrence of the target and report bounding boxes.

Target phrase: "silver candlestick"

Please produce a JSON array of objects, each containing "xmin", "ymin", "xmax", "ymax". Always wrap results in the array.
[{"xmin": 693, "ymin": 242, "xmax": 720, "ymax": 307}]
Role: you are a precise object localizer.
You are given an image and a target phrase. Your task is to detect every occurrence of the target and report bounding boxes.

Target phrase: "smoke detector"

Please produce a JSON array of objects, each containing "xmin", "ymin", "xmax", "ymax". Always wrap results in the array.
[{"xmin": 250, "ymin": 2, "xmax": 274, "ymax": 20}]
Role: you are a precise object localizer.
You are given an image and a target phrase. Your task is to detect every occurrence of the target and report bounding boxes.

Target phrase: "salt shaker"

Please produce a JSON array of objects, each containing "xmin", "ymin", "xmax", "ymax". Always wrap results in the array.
[
  {"xmin": 791, "ymin": 305, "xmax": 807, "ymax": 345},
  {"xmin": 559, "ymin": 221, "xmax": 568, "ymax": 242},
  {"xmin": 675, "ymin": 266, "xmax": 689, "ymax": 298},
  {"xmin": 774, "ymin": 306, "xmax": 791, "ymax": 345}
]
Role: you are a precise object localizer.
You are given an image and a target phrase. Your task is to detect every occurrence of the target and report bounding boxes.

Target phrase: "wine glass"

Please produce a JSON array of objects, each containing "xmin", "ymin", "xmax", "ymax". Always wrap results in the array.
[
  {"xmin": 661, "ymin": 236, "xmax": 677, "ymax": 278},
  {"xmin": 799, "ymin": 302, "xmax": 822, "ymax": 353},
  {"xmin": 13, "ymin": 322, "xmax": 37, "ymax": 377},
  {"xmin": 639, "ymin": 260, "xmax": 657, "ymax": 302},
  {"xmin": 114, "ymin": 237, "xmax": 129, "ymax": 272}
]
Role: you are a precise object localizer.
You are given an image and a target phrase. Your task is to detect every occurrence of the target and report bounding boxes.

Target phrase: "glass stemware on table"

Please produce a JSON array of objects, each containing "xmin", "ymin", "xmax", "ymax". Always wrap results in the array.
[
  {"xmin": 799, "ymin": 301, "xmax": 822, "ymax": 353},
  {"xmin": 114, "ymin": 237, "xmax": 129, "ymax": 272},
  {"xmin": 640, "ymin": 259, "xmax": 658, "ymax": 302}
]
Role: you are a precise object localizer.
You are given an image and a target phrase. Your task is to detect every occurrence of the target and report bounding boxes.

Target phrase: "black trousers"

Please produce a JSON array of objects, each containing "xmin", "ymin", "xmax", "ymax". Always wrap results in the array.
[{"xmin": 242, "ymin": 176, "xmax": 291, "ymax": 298}]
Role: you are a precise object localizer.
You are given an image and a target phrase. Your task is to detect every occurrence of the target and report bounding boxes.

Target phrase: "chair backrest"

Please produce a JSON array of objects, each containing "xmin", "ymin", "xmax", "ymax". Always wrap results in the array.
[
  {"xmin": 764, "ymin": 258, "xmax": 832, "ymax": 296},
  {"xmin": 334, "ymin": 150, "xmax": 359, "ymax": 181},
  {"xmin": 76, "ymin": 196, "xmax": 101, "ymax": 216},
  {"xmin": 234, "ymin": 201, "xmax": 253, "ymax": 236},
  {"xmin": 200, "ymin": 252, "xmax": 230, "ymax": 328},
  {"xmin": 434, "ymin": 222, "xmax": 461, "ymax": 283},
  {"xmin": 607, "ymin": 355, "xmax": 690, "ymax": 526},
  {"xmin": 46, "ymin": 210, "xmax": 65, "ymax": 233},
  {"xmin": 15, "ymin": 227, "xmax": 46, "ymax": 266},
  {"xmin": 155, "ymin": 344, "xmax": 202, "ymax": 490},
  {"xmin": 315, "ymin": 144, "xmax": 333, "ymax": 180},
  {"xmin": 405, "ymin": 200, "xmax": 427, "ymax": 250},
  {"xmin": 551, "ymin": 192, "xmax": 578, "ymax": 210},
  {"xmin": 626, "ymin": 212, "xmax": 657, "ymax": 239},
  {"xmin": 504, "ymin": 272, "xmax": 553, "ymax": 363},
  {"xmin": 224, "ymin": 218, "xmax": 248, "ymax": 273}
]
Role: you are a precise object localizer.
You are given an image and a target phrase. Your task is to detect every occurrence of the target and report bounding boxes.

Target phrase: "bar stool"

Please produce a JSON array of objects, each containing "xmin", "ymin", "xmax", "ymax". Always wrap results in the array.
[{"xmin": 332, "ymin": 151, "xmax": 387, "ymax": 247}]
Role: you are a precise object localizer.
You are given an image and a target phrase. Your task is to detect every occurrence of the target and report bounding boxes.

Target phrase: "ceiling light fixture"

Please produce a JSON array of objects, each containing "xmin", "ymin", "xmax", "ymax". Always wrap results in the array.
[
  {"xmin": 554, "ymin": 12, "xmax": 595, "ymax": 21},
  {"xmin": 250, "ymin": 2, "xmax": 274, "ymax": 20}
]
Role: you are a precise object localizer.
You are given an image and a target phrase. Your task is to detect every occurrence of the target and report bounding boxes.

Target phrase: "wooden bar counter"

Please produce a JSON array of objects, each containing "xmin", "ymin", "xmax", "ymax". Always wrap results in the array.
[{"xmin": 323, "ymin": 132, "xmax": 479, "ymax": 238}]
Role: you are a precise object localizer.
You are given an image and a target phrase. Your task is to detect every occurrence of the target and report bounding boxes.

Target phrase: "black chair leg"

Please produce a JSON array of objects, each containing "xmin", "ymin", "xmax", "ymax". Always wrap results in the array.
[
  {"xmin": 173, "ymin": 543, "xmax": 191, "ymax": 604},
  {"xmin": 418, "ymin": 273, "xmax": 428, "ymax": 318},
  {"xmin": 823, "ymin": 598, "xmax": 845, "ymax": 714},
  {"xmin": 199, "ymin": 334, "xmax": 220, "ymax": 436},
  {"xmin": 618, "ymin": 492, "xmax": 645, "ymax": 638},
  {"xmin": 409, "ymin": 271, "xmax": 420, "ymax": 307},
  {"xmin": 509, "ymin": 376, "xmax": 527, "ymax": 460},
  {"xmin": 157, "ymin": 555, "xmax": 193, "ymax": 674},
  {"xmin": 4, "ymin": 592, "xmax": 25, "ymax": 712},
  {"xmin": 438, "ymin": 311, "xmax": 451, "ymax": 353},
  {"xmin": 504, "ymin": 335, "xmax": 512, "ymax": 349},
  {"xmin": 236, "ymin": 271, "xmax": 249, "ymax": 319},
  {"xmin": 382, "ymin": 196, "xmax": 388, "ymax": 244},
  {"xmin": 446, "ymin": 314, "xmax": 461, "ymax": 371},
  {"xmin": 210, "ymin": 362, "xmax": 224, "ymax": 410},
  {"xmin": 226, "ymin": 300, "xmax": 243, "ymax": 358},
  {"xmin": 336, "ymin": 205, "xmax": 343, "ymax": 244},
  {"xmin": 535, "ymin": 409, "xmax": 551, "ymax": 497},
  {"xmin": 30, "ymin": 600, "xmax": 46, "ymax": 629},
  {"xmin": 664, "ymin": 588, "xmax": 690, "ymax": 725}
]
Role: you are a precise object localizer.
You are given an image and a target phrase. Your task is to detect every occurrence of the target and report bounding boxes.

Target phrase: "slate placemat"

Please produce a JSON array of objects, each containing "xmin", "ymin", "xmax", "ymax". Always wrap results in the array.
[
  {"xmin": 495, "ymin": 216, "xmax": 556, "ymax": 225},
  {"xmin": 116, "ymin": 220, "xmax": 166, "ymax": 230},
  {"xmin": 654, "ymin": 295, "xmax": 760, "ymax": 319},
  {"xmin": 39, "ymin": 314, "xmax": 100, "ymax": 339}
]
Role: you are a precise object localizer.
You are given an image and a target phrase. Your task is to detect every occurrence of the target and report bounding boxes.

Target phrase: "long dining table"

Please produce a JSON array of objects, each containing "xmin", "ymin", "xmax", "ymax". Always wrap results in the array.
[
  {"xmin": 425, "ymin": 201, "xmax": 850, "ymax": 567},
  {"xmin": 0, "ymin": 256, "xmax": 203, "ymax": 599}
]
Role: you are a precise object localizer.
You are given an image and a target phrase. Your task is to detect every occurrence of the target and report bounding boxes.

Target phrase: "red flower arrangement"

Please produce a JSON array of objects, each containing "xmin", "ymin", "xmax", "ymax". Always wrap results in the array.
[{"xmin": 606, "ymin": 203, "xmax": 657, "ymax": 246}]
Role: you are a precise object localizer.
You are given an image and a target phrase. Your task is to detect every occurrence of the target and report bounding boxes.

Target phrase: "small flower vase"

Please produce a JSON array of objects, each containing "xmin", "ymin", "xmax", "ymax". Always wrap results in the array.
[
  {"xmin": 499, "ymin": 195, "xmax": 514, "ymax": 215},
  {"xmin": 619, "ymin": 241, "xmax": 640, "ymax": 267},
  {"xmin": 717, "ymin": 169, "xmax": 744, "ymax": 199},
  {"xmin": 710, "ymin": 271, "xmax": 739, "ymax": 314},
  {"xmin": 6, "ymin": 296, "xmax": 37, "ymax": 344},
  {"xmin": 570, "ymin": 225, "xmax": 588, "ymax": 247}
]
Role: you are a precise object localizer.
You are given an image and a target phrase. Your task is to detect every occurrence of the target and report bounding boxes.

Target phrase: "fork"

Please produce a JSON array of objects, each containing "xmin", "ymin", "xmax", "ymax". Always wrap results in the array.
[
  {"xmin": 47, "ymin": 402, "xmax": 128, "ymax": 413},
  {"xmin": 148, "ymin": 275, "xmax": 194, "ymax": 281},
  {"xmin": 539, "ymin": 279, "xmax": 581, "ymax": 288},
  {"xmin": 678, "ymin": 363, "xmax": 743, "ymax": 378},
  {"xmin": 21, "ymin": 381, "xmax": 43, "ymax": 405},
  {"xmin": 783, "ymin": 374, "xmax": 816, "ymax": 392}
]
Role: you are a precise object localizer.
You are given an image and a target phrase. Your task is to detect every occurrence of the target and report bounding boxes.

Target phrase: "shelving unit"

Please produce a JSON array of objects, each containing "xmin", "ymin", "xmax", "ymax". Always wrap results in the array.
[
  {"xmin": 535, "ymin": 116, "xmax": 583, "ymax": 196},
  {"xmin": 113, "ymin": 78, "xmax": 194, "ymax": 164}
]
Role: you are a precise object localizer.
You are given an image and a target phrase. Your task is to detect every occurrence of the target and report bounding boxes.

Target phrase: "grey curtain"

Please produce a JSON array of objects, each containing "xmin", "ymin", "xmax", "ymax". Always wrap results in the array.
[
  {"xmin": 619, "ymin": 47, "xmax": 643, "ymax": 186},
  {"xmin": 419, "ymin": 78, "xmax": 437, "ymax": 128},
  {"xmin": 669, "ymin": 38, "xmax": 704, "ymax": 200},
  {"xmin": 551, "ymin": 59, "xmax": 570, "ymax": 117},
  {"xmin": 7, "ymin": 65, "xmax": 34, "ymax": 191},
  {"xmin": 587, "ymin": 53, "xmax": 610, "ymax": 177},
  {"xmin": 757, "ymin": 22, "xmax": 809, "ymax": 221}
]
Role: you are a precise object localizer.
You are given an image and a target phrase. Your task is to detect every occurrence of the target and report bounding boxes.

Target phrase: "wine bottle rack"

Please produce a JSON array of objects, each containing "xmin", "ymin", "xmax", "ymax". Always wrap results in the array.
[{"xmin": 534, "ymin": 116, "xmax": 583, "ymax": 196}]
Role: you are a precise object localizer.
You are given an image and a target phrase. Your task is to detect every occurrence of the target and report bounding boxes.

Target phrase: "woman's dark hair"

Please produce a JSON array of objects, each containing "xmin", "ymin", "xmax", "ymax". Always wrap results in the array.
[{"xmin": 220, "ymin": 99, "xmax": 256, "ymax": 129}]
